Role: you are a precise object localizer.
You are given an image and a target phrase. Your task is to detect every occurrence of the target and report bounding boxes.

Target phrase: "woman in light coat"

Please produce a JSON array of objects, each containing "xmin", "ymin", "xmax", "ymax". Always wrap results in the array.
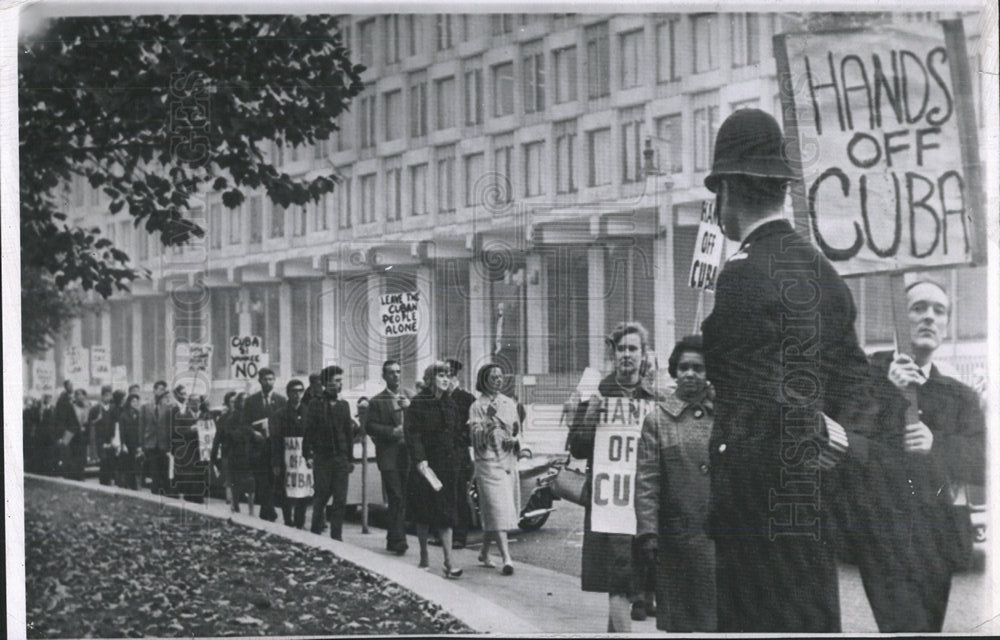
[{"xmin": 468, "ymin": 363, "xmax": 521, "ymax": 575}]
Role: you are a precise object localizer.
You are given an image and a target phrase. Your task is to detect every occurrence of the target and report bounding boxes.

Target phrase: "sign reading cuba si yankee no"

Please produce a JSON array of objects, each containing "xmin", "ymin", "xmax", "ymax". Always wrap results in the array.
[
  {"xmin": 380, "ymin": 292, "xmax": 419, "ymax": 337},
  {"xmin": 777, "ymin": 24, "xmax": 984, "ymax": 276}
]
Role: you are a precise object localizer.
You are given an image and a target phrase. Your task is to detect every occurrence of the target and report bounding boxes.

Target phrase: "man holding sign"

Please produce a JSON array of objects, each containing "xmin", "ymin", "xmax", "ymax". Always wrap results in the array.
[
  {"xmin": 273, "ymin": 379, "xmax": 312, "ymax": 529},
  {"xmin": 701, "ymin": 109, "xmax": 882, "ymax": 632},
  {"xmin": 567, "ymin": 322, "xmax": 662, "ymax": 632}
]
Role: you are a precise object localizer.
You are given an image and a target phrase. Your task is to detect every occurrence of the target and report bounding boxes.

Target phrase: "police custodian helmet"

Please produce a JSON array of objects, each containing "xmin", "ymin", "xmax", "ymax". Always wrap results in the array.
[{"xmin": 704, "ymin": 108, "xmax": 797, "ymax": 193}]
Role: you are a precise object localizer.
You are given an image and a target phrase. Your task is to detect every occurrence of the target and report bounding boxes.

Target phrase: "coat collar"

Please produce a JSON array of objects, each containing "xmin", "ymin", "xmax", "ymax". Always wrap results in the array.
[
  {"xmin": 740, "ymin": 218, "xmax": 794, "ymax": 251},
  {"xmin": 658, "ymin": 390, "xmax": 714, "ymax": 419}
]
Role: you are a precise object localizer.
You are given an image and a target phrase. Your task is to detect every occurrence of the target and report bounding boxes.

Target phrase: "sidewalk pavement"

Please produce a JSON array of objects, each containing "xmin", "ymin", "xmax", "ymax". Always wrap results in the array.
[{"xmin": 27, "ymin": 474, "xmax": 661, "ymax": 636}]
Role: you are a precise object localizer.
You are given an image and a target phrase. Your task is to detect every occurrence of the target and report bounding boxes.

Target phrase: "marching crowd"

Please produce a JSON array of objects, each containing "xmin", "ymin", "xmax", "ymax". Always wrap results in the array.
[{"xmin": 21, "ymin": 108, "xmax": 988, "ymax": 634}]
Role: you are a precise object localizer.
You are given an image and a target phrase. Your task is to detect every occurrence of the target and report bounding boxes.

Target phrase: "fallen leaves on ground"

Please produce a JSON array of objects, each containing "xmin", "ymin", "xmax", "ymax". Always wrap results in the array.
[{"xmin": 24, "ymin": 478, "xmax": 471, "ymax": 637}]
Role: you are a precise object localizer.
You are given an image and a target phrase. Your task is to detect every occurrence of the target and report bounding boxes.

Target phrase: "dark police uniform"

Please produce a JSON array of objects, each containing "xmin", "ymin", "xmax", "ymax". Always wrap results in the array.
[{"xmin": 702, "ymin": 218, "xmax": 881, "ymax": 632}]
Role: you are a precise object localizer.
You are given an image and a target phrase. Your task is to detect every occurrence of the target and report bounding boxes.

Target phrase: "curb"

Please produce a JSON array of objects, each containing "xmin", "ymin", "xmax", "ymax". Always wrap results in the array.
[{"xmin": 25, "ymin": 474, "xmax": 540, "ymax": 635}]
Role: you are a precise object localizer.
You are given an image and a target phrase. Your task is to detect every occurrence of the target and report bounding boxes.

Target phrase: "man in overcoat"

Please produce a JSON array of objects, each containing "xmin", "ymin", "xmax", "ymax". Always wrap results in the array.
[
  {"xmin": 700, "ymin": 109, "xmax": 881, "ymax": 632},
  {"xmin": 140, "ymin": 380, "xmax": 175, "ymax": 495}
]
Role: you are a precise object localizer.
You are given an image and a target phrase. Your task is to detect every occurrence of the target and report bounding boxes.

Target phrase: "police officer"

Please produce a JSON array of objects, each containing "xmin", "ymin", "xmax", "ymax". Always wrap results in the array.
[{"xmin": 701, "ymin": 109, "xmax": 880, "ymax": 632}]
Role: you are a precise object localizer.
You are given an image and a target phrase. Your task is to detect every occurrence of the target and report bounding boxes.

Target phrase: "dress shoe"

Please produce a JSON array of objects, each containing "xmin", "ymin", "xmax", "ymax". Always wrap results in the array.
[{"xmin": 631, "ymin": 601, "xmax": 647, "ymax": 622}]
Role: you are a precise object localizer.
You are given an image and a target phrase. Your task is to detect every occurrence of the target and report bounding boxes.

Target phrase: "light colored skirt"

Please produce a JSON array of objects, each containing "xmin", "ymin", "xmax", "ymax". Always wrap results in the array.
[{"xmin": 474, "ymin": 453, "xmax": 521, "ymax": 532}]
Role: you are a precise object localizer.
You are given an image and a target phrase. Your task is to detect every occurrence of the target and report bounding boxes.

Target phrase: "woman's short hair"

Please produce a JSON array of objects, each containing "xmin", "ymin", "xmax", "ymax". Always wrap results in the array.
[
  {"xmin": 223, "ymin": 390, "xmax": 237, "ymax": 406},
  {"xmin": 475, "ymin": 363, "xmax": 504, "ymax": 394},
  {"xmin": 422, "ymin": 360, "xmax": 452, "ymax": 389},
  {"xmin": 606, "ymin": 321, "xmax": 649, "ymax": 352},
  {"xmin": 126, "ymin": 393, "xmax": 141, "ymax": 406},
  {"xmin": 668, "ymin": 335, "xmax": 705, "ymax": 378}
]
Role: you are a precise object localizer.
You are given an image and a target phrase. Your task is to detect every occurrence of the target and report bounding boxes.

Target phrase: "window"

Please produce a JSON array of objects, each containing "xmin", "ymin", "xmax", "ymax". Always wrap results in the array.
[
  {"xmin": 315, "ymin": 192, "xmax": 330, "ymax": 231},
  {"xmin": 692, "ymin": 14, "xmax": 718, "ymax": 73},
  {"xmin": 655, "ymin": 114, "xmax": 683, "ymax": 174},
  {"xmin": 523, "ymin": 141, "xmax": 544, "ymax": 197},
  {"xmin": 731, "ymin": 98, "xmax": 760, "ymax": 113},
  {"xmin": 957, "ymin": 266, "xmax": 987, "ymax": 338},
  {"xmin": 138, "ymin": 230, "xmax": 149, "ymax": 261},
  {"xmin": 313, "ymin": 136, "xmax": 329, "ymax": 159},
  {"xmin": 621, "ymin": 107, "xmax": 644, "ymax": 183},
  {"xmin": 693, "ymin": 94, "xmax": 720, "ymax": 171},
  {"xmin": 522, "ymin": 48, "xmax": 545, "ymax": 113},
  {"xmin": 293, "ymin": 204, "xmax": 308, "ymax": 237},
  {"xmin": 228, "ymin": 202, "xmax": 242, "ymax": 244},
  {"xmin": 407, "ymin": 15, "xmax": 425, "ymax": 56},
  {"xmin": 586, "ymin": 23, "xmax": 610, "ymax": 98},
  {"xmin": 384, "ymin": 90, "xmax": 403, "ymax": 141},
  {"xmin": 337, "ymin": 17, "xmax": 351, "ymax": 57},
  {"xmin": 491, "ymin": 14, "xmax": 515, "ymax": 35},
  {"xmin": 436, "ymin": 14, "xmax": 453, "ymax": 51},
  {"xmin": 385, "ymin": 157, "xmax": 402, "ymax": 222},
  {"xmin": 385, "ymin": 15, "xmax": 400, "ymax": 64},
  {"xmin": 588, "ymin": 128, "xmax": 612, "ymax": 186},
  {"xmin": 249, "ymin": 285, "xmax": 281, "ymax": 372},
  {"xmin": 493, "ymin": 137, "xmax": 513, "ymax": 204},
  {"xmin": 271, "ymin": 140, "xmax": 285, "ymax": 166},
  {"xmin": 437, "ymin": 145, "xmax": 456, "ymax": 213},
  {"xmin": 210, "ymin": 289, "xmax": 239, "ymax": 380},
  {"xmin": 249, "ymin": 196, "xmax": 262, "ymax": 243},
  {"xmin": 554, "ymin": 46, "xmax": 577, "ymax": 103},
  {"xmin": 555, "ymin": 120, "xmax": 576, "ymax": 194},
  {"xmin": 410, "ymin": 164, "xmax": 428, "ymax": 216},
  {"xmin": 270, "ymin": 203, "xmax": 285, "ymax": 238},
  {"xmin": 291, "ymin": 281, "xmax": 324, "ymax": 376},
  {"xmin": 360, "ymin": 89, "xmax": 376, "ymax": 149},
  {"xmin": 554, "ymin": 14, "xmax": 575, "ymax": 31},
  {"xmin": 290, "ymin": 144, "xmax": 301, "ymax": 163},
  {"xmin": 209, "ymin": 203, "xmax": 222, "ymax": 249},
  {"xmin": 337, "ymin": 173, "xmax": 353, "ymax": 229},
  {"xmin": 80, "ymin": 309, "xmax": 101, "ymax": 349},
  {"xmin": 464, "ymin": 67, "xmax": 483, "ymax": 125},
  {"xmin": 492, "ymin": 62, "xmax": 514, "ymax": 117},
  {"xmin": 730, "ymin": 13, "xmax": 760, "ymax": 67},
  {"xmin": 464, "ymin": 152, "xmax": 485, "ymax": 206},
  {"xmin": 435, "ymin": 76, "xmax": 456, "ymax": 129},
  {"xmin": 410, "ymin": 74, "xmax": 427, "ymax": 137},
  {"xmin": 334, "ymin": 114, "xmax": 353, "ymax": 152},
  {"xmin": 360, "ymin": 174, "xmax": 376, "ymax": 223},
  {"xmin": 358, "ymin": 19, "xmax": 375, "ymax": 68},
  {"xmin": 620, "ymin": 30, "xmax": 642, "ymax": 89},
  {"xmin": 656, "ymin": 19, "xmax": 679, "ymax": 83}
]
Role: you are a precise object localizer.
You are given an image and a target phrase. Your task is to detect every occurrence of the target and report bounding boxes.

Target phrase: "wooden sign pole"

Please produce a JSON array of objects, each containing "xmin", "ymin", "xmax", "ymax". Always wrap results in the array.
[{"xmin": 889, "ymin": 273, "xmax": 922, "ymax": 425}]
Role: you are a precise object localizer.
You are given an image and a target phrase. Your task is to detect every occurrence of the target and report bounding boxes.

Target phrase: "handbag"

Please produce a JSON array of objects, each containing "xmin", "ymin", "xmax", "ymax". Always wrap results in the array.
[{"xmin": 552, "ymin": 456, "xmax": 589, "ymax": 506}]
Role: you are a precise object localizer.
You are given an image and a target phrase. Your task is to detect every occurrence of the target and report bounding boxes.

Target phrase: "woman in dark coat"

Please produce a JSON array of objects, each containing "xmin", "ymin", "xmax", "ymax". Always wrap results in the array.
[
  {"xmin": 405, "ymin": 360, "xmax": 467, "ymax": 578},
  {"xmin": 636, "ymin": 335, "xmax": 716, "ymax": 631},
  {"xmin": 211, "ymin": 391, "xmax": 238, "ymax": 505},
  {"xmin": 117, "ymin": 393, "xmax": 143, "ymax": 489}
]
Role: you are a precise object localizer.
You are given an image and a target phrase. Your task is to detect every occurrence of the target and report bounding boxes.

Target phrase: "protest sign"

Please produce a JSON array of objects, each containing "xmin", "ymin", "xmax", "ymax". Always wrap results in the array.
[
  {"xmin": 589, "ymin": 396, "xmax": 656, "ymax": 535},
  {"xmin": 775, "ymin": 22, "xmax": 985, "ymax": 276},
  {"xmin": 284, "ymin": 437, "xmax": 314, "ymax": 498},
  {"xmin": 63, "ymin": 346, "xmax": 90, "ymax": 386},
  {"xmin": 90, "ymin": 345, "xmax": 111, "ymax": 383},
  {"xmin": 688, "ymin": 200, "xmax": 726, "ymax": 290},
  {"xmin": 32, "ymin": 360, "xmax": 55, "ymax": 394},
  {"xmin": 379, "ymin": 292, "xmax": 419, "ymax": 337},
  {"xmin": 196, "ymin": 419, "xmax": 216, "ymax": 463},
  {"xmin": 176, "ymin": 343, "xmax": 213, "ymax": 372},
  {"xmin": 230, "ymin": 335, "xmax": 269, "ymax": 379}
]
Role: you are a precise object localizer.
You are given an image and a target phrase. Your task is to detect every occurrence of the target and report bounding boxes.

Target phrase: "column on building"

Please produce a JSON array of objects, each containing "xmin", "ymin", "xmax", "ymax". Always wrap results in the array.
[
  {"xmin": 524, "ymin": 252, "xmax": 549, "ymax": 375},
  {"xmin": 414, "ymin": 264, "xmax": 436, "ymax": 378},
  {"xmin": 320, "ymin": 275, "xmax": 338, "ymax": 371},
  {"xmin": 588, "ymin": 246, "xmax": 606, "ymax": 370},
  {"xmin": 278, "ymin": 281, "xmax": 293, "ymax": 382},
  {"xmin": 467, "ymin": 259, "xmax": 492, "ymax": 380},
  {"xmin": 366, "ymin": 272, "xmax": 387, "ymax": 384},
  {"xmin": 434, "ymin": 258, "xmax": 471, "ymax": 388},
  {"xmin": 131, "ymin": 300, "xmax": 143, "ymax": 388}
]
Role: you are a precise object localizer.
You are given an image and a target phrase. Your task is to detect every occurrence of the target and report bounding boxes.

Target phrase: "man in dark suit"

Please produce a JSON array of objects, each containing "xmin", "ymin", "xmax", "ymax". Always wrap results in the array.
[
  {"xmin": 701, "ymin": 109, "xmax": 880, "ymax": 632},
  {"xmin": 446, "ymin": 359, "xmax": 476, "ymax": 549},
  {"xmin": 59, "ymin": 388, "xmax": 91, "ymax": 480},
  {"xmin": 364, "ymin": 359, "xmax": 412, "ymax": 554},
  {"xmin": 273, "ymin": 379, "xmax": 311, "ymax": 528},
  {"xmin": 241, "ymin": 367, "xmax": 286, "ymax": 522},
  {"xmin": 88, "ymin": 385, "xmax": 117, "ymax": 485},
  {"xmin": 844, "ymin": 279, "xmax": 985, "ymax": 631},
  {"xmin": 303, "ymin": 365, "xmax": 355, "ymax": 540},
  {"xmin": 140, "ymin": 380, "xmax": 174, "ymax": 495}
]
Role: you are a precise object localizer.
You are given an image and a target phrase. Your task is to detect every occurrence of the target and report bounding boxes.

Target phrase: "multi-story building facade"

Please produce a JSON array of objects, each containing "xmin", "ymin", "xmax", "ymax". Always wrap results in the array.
[{"xmin": 27, "ymin": 12, "xmax": 989, "ymax": 415}]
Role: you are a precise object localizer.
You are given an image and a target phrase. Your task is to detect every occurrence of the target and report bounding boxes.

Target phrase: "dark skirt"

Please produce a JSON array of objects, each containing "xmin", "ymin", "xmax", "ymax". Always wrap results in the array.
[{"xmin": 407, "ymin": 462, "xmax": 459, "ymax": 531}]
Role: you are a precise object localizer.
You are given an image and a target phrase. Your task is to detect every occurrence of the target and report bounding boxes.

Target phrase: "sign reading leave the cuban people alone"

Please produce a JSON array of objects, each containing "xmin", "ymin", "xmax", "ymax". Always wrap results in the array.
[
  {"xmin": 688, "ymin": 200, "xmax": 727, "ymax": 290},
  {"xmin": 777, "ymin": 25, "xmax": 981, "ymax": 275},
  {"xmin": 284, "ymin": 437, "xmax": 314, "ymax": 498},
  {"xmin": 590, "ymin": 396, "xmax": 656, "ymax": 535},
  {"xmin": 380, "ymin": 292, "xmax": 419, "ymax": 337}
]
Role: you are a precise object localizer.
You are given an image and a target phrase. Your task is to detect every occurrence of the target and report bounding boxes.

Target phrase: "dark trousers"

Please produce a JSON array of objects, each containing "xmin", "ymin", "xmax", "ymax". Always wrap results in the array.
[
  {"xmin": 98, "ymin": 446, "xmax": 116, "ymax": 485},
  {"xmin": 64, "ymin": 434, "xmax": 88, "ymax": 480},
  {"xmin": 311, "ymin": 458, "xmax": 350, "ymax": 540},
  {"xmin": 715, "ymin": 536, "xmax": 840, "ymax": 633},
  {"xmin": 147, "ymin": 448, "xmax": 170, "ymax": 496},
  {"xmin": 453, "ymin": 458, "xmax": 473, "ymax": 544},
  {"xmin": 858, "ymin": 561, "xmax": 952, "ymax": 632},
  {"xmin": 116, "ymin": 452, "xmax": 139, "ymax": 489},
  {"xmin": 282, "ymin": 497, "xmax": 310, "ymax": 528},
  {"xmin": 380, "ymin": 466, "xmax": 408, "ymax": 548},
  {"xmin": 253, "ymin": 468, "xmax": 278, "ymax": 521}
]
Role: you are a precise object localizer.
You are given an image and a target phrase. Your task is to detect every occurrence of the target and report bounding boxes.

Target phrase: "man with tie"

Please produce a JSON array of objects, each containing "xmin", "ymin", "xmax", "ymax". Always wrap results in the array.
[
  {"xmin": 139, "ymin": 380, "xmax": 174, "ymax": 495},
  {"xmin": 364, "ymin": 359, "xmax": 413, "ymax": 554},
  {"xmin": 700, "ymin": 109, "xmax": 880, "ymax": 632},
  {"xmin": 844, "ymin": 278, "xmax": 985, "ymax": 631},
  {"xmin": 242, "ymin": 367, "xmax": 286, "ymax": 522}
]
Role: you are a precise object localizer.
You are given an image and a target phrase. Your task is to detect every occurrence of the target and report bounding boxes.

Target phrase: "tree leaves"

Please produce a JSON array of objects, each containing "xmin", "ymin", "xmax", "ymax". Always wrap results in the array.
[{"xmin": 25, "ymin": 479, "xmax": 473, "ymax": 637}]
